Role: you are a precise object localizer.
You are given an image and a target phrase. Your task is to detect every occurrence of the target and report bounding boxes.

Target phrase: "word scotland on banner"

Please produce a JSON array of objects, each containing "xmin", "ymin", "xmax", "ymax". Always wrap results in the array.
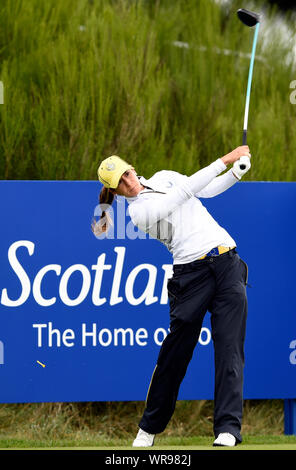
[{"xmin": 0, "ymin": 181, "xmax": 295, "ymax": 403}]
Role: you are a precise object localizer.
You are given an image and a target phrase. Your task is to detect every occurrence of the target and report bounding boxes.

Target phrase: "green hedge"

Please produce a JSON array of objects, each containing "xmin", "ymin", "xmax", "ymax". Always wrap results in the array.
[{"xmin": 0, "ymin": 0, "xmax": 294, "ymax": 180}]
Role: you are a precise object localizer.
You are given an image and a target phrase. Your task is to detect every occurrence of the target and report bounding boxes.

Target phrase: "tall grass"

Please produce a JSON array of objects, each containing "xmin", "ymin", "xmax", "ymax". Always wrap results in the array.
[
  {"xmin": 0, "ymin": 0, "xmax": 295, "ymax": 180},
  {"xmin": 0, "ymin": 400, "xmax": 285, "ymax": 443}
]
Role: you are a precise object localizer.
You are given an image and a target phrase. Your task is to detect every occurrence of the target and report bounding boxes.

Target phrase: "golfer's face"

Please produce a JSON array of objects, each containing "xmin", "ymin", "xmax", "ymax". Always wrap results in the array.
[{"xmin": 115, "ymin": 169, "xmax": 142, "ymax": 197}]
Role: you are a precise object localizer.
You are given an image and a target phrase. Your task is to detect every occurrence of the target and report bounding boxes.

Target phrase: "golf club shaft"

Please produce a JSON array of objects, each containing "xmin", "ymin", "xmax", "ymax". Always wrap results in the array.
[{"xmin": 242, "ymin": 21, "xmax": 260, "ymax": 145}]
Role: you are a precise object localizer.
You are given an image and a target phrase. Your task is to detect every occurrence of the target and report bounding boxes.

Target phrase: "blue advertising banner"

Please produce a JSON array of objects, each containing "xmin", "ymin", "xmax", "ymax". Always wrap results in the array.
[{"xmin": 0, "ymin": 180, "xmax": 295, "ymax": 403}]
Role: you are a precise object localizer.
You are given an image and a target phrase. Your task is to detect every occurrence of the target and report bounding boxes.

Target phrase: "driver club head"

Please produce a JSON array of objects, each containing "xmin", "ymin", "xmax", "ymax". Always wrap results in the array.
[{"xmin": 237, "ymin": 8, "xmax": 260, "ymax": 27}]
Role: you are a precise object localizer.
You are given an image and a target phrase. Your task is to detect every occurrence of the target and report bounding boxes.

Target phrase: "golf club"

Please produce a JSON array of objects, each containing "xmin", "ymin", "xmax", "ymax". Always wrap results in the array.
[{"xmin": 237, "ymin": 8, "xmax": 261, "ymax": 170}]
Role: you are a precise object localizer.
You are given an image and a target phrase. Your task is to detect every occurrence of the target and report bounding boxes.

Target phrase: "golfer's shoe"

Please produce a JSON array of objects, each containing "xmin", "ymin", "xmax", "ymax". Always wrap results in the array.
[
  {"xmin": 213, "ymin": 432, "xmax": 236, "ymax": 447},
  {"xmin": 132, "ymin": 428, "xmax": 155, "ymax": 447}
]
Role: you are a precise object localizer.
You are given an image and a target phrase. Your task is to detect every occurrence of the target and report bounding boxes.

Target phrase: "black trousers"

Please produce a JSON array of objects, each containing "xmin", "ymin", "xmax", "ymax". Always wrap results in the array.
[{"xmin": 139, "ymin": 249, "xmax": 248, "ymax": 443}]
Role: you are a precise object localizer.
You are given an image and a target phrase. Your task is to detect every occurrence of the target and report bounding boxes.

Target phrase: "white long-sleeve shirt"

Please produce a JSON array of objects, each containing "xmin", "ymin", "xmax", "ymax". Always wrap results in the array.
[{"xmin": 127, "ymin": 159, "xmax": 238, "ymax": 264}]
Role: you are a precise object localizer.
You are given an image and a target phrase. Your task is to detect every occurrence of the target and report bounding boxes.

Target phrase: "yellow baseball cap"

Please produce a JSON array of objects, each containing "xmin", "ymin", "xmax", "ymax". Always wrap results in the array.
[{"xmin": 97, "ymin": 155, "xmax": 132, "ymax": 189}]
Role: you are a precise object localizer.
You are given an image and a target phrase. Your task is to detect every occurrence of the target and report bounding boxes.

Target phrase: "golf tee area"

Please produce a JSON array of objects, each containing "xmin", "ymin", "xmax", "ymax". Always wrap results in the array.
[{"xmin": 1, "ymin": 0, "xmax": 296, "ymax": 455}]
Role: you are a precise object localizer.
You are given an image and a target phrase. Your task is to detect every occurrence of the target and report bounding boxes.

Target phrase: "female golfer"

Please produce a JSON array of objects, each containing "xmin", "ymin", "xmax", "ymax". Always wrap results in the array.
[{"xmin": 93, "ymin": 146, "xmax": 251, "ymax": 447}]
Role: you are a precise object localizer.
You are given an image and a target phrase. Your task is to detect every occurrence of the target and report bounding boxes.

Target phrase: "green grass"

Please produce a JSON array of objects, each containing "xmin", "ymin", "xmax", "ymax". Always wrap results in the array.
[
  {"xmin": 0, "ymin": 0, "xmax": 295, "ymax": 181},
  {"xmin": 0, "ymin": 399, "xmax": 291, "ymax": 449},
  {"xmin": 0, "ymin": 435, "xmax": 296, "ymax": 450}
]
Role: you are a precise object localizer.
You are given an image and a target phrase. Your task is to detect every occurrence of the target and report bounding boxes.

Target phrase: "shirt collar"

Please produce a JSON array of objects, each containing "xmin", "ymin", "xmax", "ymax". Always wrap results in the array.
[
  {"xmin": 138, "ymin": 176, "xmax": 154, "ymax": 190},
  {"xmin": 125, "ymin": 176, "xmax": 155, "ymax": 203}
]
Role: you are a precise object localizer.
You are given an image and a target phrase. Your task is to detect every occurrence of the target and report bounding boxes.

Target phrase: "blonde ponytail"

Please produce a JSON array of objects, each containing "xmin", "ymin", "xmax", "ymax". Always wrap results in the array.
[{"xmin": 91, "ymin": 186, "xmax": 115, "ymax": 237}]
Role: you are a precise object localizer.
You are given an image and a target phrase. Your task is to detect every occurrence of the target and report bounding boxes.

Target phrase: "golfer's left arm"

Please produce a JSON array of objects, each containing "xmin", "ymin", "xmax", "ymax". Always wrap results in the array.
[
  {"xmin": 196, "ymin": 150, "xmax": 251, "ymax": 198},
  {"xmin": 195, "ymin": 170, "xmax": 238, "ymax": 198}
]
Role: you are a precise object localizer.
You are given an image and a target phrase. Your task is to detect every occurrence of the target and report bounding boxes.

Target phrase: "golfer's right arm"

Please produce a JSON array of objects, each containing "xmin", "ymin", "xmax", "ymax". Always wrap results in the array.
[
  {"xmin": 129, "ymin": 146, "xmax": 249, "ymax": 231},
  {"xmin": 128, "ymin": 159, "xmax": 225, "ymax": 231}
]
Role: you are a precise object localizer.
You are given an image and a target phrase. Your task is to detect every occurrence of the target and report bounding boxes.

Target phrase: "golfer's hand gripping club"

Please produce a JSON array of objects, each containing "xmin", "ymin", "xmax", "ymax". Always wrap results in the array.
[{"xmin": 233, "ymin": 155, "xmax": 251, "ymax": 179}]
